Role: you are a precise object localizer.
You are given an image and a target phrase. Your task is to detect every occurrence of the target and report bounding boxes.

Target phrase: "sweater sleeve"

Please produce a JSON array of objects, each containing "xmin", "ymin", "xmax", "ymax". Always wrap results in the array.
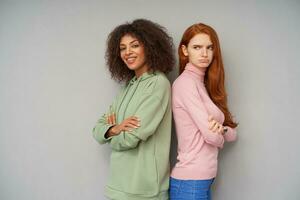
[
  {"xmin": 224, "ymin": 126, "xmax": 237, "ymax": 142},
  {"xmin": 174, "ymin": 80, "xmax": 224, "ymax": 148},
  {"xmin": 110, "ymin": 93, "xmax": 168, "ymax": 151}
]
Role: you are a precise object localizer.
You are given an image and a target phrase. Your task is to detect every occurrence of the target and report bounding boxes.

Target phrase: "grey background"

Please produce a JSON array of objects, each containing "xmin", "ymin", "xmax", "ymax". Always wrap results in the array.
[{"xmin": 1, "ymin": 0, "xmax": 299, "ymax": 199}]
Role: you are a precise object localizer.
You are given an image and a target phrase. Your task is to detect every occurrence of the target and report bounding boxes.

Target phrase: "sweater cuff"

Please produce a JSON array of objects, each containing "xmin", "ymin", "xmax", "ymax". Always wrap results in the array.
[{"xmin": 224, "ymin": 126, "xmax": 237, "ymax": 142}]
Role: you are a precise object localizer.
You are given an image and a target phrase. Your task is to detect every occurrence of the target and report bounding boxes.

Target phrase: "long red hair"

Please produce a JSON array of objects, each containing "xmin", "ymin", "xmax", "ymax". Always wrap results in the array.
[{"xmin": 179, "ymin": 23, "xmax": 237, "ymax": 128}]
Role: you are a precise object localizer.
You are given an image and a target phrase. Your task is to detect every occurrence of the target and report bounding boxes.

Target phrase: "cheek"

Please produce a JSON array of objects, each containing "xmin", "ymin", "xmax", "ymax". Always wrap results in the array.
[
  {"xmin": 209, "ymin": 52, "xmax": 214, "ymax": 61},
  {"xmin": 188, "ymin": 55, "xmax": 196, "ymax": 64},
  {"xmin": 139, "ymin": 52, "xmax": 146, "ymax": 62},
  {"xmin": 192, "ymin": 53, "xmax": 200, "ymax": 62},
  {"xmin": 187, "ymin": 50, "xmax": 197, "ymax": 60},
  {"xmin": 120, "ymin": 52, "xmax": 125, "ymax": 61}
]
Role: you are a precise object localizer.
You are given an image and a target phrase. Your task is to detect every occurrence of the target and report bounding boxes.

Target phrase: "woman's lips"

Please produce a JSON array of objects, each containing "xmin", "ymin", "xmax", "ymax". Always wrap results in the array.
[
  {"xmin": 199, "ymin": 59, "xmax": 209, "ymax": 63},
  {"xmin": 126, "ymin": 57, "xmax": 137, "ymax": 64}
]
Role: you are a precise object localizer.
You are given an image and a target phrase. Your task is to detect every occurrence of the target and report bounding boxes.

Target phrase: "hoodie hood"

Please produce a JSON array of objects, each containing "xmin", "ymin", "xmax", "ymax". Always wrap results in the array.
[{"xmin": 128, "ymin": 71, "xmax": 156, "ymax": 85}]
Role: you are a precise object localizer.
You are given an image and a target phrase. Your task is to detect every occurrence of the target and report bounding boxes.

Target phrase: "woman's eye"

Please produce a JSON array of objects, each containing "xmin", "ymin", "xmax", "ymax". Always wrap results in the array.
[
  {"xmin": 120, "ymin": 47, "xmax": 126, "ymax": 51},
  {"xmin": 194, "ymin": 46, "xmax": 200, "ymax": 50},
  {"xmin": 208, "ymin": 46, "xmax": 213, "ymax": 50},
  {"xmin": 132, "ymin": 44, "xmax": 139, "ymax": 48}
]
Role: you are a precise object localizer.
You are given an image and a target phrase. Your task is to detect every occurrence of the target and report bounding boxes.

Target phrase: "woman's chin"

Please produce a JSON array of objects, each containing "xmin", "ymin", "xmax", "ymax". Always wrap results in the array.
[
  {"xmin": 196, "ymin": 64, "xmax": 209, "ymax": 69},
  {"xmin": 126, "ymin": 65, "xmax": 137, "ymax": 70}
]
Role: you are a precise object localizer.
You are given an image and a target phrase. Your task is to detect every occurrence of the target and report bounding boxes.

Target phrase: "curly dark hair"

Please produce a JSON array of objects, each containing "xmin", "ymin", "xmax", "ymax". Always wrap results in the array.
[{"xmin": 105, "ymin": 19, "xmax": 175, "ymax": 82}]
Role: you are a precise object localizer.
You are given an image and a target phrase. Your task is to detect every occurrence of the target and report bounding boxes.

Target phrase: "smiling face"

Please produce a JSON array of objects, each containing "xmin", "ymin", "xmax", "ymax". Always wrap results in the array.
[
  {"xmin": 182, "ymin": 33, "xmax": 214, "ymax": 69},
  {"xmin": 119, "ymin": 34, "xmax": 148, "ymax": 77}
]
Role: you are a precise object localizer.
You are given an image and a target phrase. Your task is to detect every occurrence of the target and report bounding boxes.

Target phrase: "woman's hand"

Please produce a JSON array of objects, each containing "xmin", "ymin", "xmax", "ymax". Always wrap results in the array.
[
  {"xmin": 106, "ymin": 115, "xmax": 140, "ymax": 137},
  {"xmin": 106, "ymin": 112, "xmax": 116, "ymax": 125},
  {"xmin": 208, "ymin": 115, "xmax": 224, "ymax": 135}
]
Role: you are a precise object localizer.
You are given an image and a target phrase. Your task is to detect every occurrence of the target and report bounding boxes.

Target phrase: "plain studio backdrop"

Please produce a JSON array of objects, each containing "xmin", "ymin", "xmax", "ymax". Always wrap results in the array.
[{"xmin": 1, "ymin": 0, "xmax": 299, "ymax": 199}]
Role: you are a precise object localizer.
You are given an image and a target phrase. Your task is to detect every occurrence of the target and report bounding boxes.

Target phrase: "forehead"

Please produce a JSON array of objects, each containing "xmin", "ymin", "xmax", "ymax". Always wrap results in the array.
[
  {"xmin": 188, "ymin": 33, "xmax": 212, "ymax": 45},
  {"xmin": 120, "ymin": 34, "xmax": 139, "ymax": 45}
]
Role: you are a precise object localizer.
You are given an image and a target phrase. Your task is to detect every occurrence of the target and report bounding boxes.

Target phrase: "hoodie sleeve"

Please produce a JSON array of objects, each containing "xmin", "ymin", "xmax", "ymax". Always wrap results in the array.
[
  {"xmin": 92, "ymin": 89, "xmax": 122, "ymax": 144},
  {"xmin": 110, "ymin": 93, "xmax": 168, "ymax": 151},
  {"xmin": 173, "ymin": 79, "xmax": 224, "ymax": 148},
  {"xmin": 92, "ymin": 112, "xmax": 115, "ymax": 144}
]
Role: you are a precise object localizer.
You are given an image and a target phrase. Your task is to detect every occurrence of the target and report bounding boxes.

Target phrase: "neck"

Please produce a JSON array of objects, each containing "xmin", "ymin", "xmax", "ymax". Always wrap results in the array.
[
  {"xmin": 185, "ymin": 62, "xmax": 206, "ymax": 82},
  {"xmin": 135, "ymin": 64, "xmax": 149, "ymax": 78},
  {"xmin": 196, "ymin": 66, "xmax": 207, "ymax": 74}
]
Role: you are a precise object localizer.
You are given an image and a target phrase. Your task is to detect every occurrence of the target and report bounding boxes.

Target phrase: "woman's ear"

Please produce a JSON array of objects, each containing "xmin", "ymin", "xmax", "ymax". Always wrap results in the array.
[{"xmin": 181, "ymin": 45, "xmax": 188, "ymax": 57}]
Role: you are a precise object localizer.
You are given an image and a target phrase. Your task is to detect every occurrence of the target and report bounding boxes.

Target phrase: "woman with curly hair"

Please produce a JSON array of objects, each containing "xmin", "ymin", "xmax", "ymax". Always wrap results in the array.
[
  {"xmin": 93, "ymin": 19, "xmax": 175, "ymax": 200},
  {"xmin": 170, "ymin": 23, "xmax": 238, "ymax": 200}
]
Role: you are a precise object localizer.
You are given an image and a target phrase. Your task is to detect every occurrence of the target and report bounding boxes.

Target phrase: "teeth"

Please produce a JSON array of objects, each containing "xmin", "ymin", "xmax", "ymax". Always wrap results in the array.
[
  {"xmin": 127, "ymin": 58, "xmax": 135, "ymax": 61},
  {"xmin": 126, "ymin": 57, "xmax": 136, "ymax": 63}
]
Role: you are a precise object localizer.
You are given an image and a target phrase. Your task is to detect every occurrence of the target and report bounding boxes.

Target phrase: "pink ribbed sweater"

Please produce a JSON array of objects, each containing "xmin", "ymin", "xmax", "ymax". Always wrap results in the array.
[{"xmin": 171, "ymin": 63, "xmax": 237, "ymax": 180}]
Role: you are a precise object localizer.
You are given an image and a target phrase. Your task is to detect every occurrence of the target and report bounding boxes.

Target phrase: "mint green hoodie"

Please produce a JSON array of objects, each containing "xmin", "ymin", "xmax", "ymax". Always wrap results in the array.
[{"xmin": 93, "ymin": 71, "xmax": 171, "ymax": 200}]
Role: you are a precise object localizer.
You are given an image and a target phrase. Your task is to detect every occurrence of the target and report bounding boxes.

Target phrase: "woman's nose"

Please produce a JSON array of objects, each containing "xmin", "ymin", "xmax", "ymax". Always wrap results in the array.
[
  {"xmin": 125, "ymin": 47, "xmax": 132, "ymax": 55},
  {"xmin": 201, "ymin": 49, "xmax": 208, "ymax": 57}
]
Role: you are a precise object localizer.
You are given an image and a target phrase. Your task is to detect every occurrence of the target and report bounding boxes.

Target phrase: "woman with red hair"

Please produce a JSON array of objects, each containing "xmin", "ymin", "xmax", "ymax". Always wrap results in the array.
[{"xmin": 170, "ymin": 23, "xmax": 238, "ymax": 199}]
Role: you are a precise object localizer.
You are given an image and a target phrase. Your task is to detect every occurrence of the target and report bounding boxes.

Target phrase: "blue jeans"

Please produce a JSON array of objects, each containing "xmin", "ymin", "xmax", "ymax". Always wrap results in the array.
[{"xmin": 169, "ymin": 177, "xmax": 214, "ymax": 200}]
